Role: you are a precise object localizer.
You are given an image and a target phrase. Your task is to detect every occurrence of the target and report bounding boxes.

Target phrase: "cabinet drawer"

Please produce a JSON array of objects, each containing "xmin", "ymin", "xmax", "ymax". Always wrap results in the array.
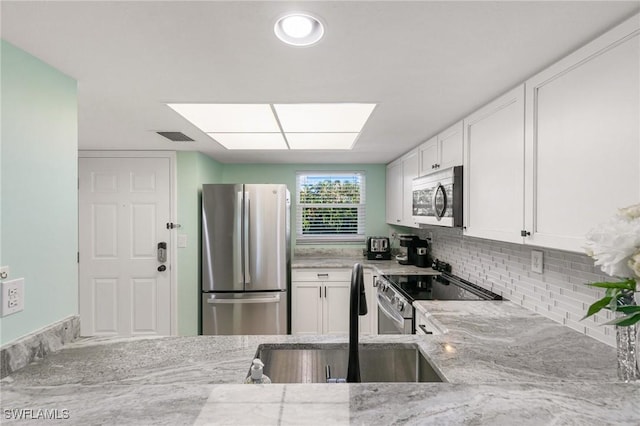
[{"xmin": 292, "ymin": 269, "xmax": 351, "ymax": 282}]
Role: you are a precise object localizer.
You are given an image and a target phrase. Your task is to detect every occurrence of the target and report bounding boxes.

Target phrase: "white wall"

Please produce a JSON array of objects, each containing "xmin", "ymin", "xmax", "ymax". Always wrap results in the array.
[{"xmin": 0, "ymin": 40, "xmax": 78, "ymax": 345}]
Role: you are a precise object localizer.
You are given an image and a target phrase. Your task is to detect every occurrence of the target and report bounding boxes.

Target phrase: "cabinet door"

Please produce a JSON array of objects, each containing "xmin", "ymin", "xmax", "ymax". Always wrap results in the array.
[
  {"xmin": 524, "ymin": 17, "xmax": 640, "ymax": 252},
  {"xmin": 291, "ymin": 282, "xmax": 323, "ymax": 335},
  {"xmin": 359, "ymin": 272, "xmax": 377, "ymax": 335},
  {"xmin": 323, "ymin": 282, "xmax": 350, "ymax": 334},
  {"xmin": 386, "ymin": 160, "xmax": 403, "ymax": 224},
  {"xmin": 438, "ymin": 120, "xmax": 464, "ymax": 170},
  {"xmin": 401, "ymin": 149, "xmax": 419, "ymax": 227},
  {"xmin": 463, "ymin": 85, "xmax": 525, "ymax": 244},
  {"xmin": 418, "ymin": 136, "xmax": 438, "ymax": 175}
]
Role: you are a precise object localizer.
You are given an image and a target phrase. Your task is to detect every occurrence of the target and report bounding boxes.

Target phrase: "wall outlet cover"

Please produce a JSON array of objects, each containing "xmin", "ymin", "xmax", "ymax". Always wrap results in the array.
[
  {"xmin": 2, "ymin": 278, "xmax": 24, "ymax": 316},
  {"xmin": 0, "ymin": 265, "xmax": 9, "ymax": 280},
  {"xmin": 531, "ymin": 250, "xmax": 544, "ymax": 274}
]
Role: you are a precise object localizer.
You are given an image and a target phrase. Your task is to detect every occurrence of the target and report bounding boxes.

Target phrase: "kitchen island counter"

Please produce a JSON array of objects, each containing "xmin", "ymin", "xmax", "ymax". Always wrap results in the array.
[{"xmin": 2, "ymin": 301, "xmax": 636, "ymax": 425}]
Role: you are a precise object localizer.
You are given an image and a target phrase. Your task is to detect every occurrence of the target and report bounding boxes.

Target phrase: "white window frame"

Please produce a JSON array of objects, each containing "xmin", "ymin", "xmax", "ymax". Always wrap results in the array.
[{"xmin": 296, "ymin": 171, "xmax": 366, "ymax": 244}]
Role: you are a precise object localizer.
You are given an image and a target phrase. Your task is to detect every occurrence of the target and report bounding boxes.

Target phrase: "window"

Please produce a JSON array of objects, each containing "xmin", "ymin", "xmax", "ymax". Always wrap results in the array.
[{"xmin": 296, "ymin": 171, "xmax": 366, "ymax": 244}]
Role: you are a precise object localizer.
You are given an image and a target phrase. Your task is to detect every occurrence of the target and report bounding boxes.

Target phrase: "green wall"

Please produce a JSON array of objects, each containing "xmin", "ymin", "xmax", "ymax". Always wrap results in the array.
[
  {"xmin": 221, "ymin": 163, "xmax": 388, "ymax": 245},
  {"xmin": 176, "ymin": 152, "xmax": 223, "ymax": 335},
  {"xmin": 175, "ymin": 159, "xmax": 388, "ymax": 335},
  {"xmin": 0, "ymin": 41, "xmax": 78, "ymax": 345}
]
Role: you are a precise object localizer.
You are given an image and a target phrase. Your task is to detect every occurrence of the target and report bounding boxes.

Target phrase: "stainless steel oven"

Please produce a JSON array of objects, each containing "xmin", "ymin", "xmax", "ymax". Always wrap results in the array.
[
  {"xmin": 376, "ymin": 276, "xmax": 413, "ymax": 334},
  {"xmin": 412, "ymin": 165, "xmax": 462, "ymax": 227},
  {"xmin": 376, "ymin": 262, "xmax": 503, "ymax": 335}
]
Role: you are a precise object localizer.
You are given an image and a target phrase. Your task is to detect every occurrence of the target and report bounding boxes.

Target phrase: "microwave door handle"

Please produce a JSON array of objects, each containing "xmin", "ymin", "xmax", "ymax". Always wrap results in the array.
[{"xmin": 433, "ymin": 183, "xmax": 447, "ymax": 220}]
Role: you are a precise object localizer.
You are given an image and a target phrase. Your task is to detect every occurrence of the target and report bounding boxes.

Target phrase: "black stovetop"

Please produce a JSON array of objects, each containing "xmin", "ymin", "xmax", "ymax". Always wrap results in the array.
[{"xmin": 383, "ymin": 260, "xmax": 502, "ymax": 303}]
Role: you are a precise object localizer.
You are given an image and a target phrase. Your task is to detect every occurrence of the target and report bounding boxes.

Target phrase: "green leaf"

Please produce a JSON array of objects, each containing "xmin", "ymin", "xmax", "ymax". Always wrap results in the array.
[
  {"xmin": 582, "ymin": 296, "xmax": 613, "ymax": 319},
  {"xmin": 604, "ymin": 312, "xmax": 640, "ymax": 327},
  {"xmin": 617, "ymin": 305, "xmax": 640, "ymax": 315},
  {"xmin": 586, "ymin": 279, "xmax": 636, "ymax": 291}
]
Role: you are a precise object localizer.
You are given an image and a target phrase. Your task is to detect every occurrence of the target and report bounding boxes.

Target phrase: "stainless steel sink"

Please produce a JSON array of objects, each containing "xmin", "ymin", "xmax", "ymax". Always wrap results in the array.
[{"xmin": 252, "ymin": 343, "xmax": 445, "ymax": 383}]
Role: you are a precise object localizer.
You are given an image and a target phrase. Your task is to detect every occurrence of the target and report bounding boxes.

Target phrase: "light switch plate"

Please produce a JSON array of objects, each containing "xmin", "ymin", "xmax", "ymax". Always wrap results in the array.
[
  {"xmin": 531, "ymin": 250, "xmax": 543, "ymax": 274},
  {"xmin": 2, "ymin": 278, "xmax": 24, "ymax": 316}
]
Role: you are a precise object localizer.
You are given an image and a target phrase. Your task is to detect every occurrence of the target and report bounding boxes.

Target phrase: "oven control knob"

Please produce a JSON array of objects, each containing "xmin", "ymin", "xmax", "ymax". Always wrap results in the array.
[
  {"xmin": 391, "ymin": 296, "xmax": 398, "ymax": 304},
  {"xmin": 397, "ymin": 301, "xmax": 405, "ymax": 312}
]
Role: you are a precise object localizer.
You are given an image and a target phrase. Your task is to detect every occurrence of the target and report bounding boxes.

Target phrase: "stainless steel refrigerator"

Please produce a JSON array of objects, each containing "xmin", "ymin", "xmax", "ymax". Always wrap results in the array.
[{"xmin": 201, "ymin": 184, "xmax": 290, "ymax": 335}]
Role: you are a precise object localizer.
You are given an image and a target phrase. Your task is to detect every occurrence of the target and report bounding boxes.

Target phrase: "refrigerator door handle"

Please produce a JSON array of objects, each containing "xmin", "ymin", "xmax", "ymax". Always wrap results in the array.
[
  {"xmin": 206, "ymin": 294, "xmax": 281, "ymax": 304},
  {"xmin": 244, "ymin": 191, "xmax": 251, "ymax": 286},
  {"xmin": 235, "ymin": 192, "xmax": 244, "ymax": 285}
]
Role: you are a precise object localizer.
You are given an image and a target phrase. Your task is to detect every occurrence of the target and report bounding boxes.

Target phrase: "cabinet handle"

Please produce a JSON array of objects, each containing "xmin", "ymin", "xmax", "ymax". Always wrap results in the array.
[
  {"xmin": 324, "ymin": 286, "xmax": 327, "ymax": 298},
  {"xmin": 431, "ymin": 164, "xmax": 435, "ymax": 169},
  {"xmin": 319, "ymin": 287, "xmax": 322, "ymax": 298},
  {"xmin": 317, "ymin": 273, "xmax": 329, "ymax": 278},
  {"xmin": 520, "ymin": 230, "xmax": 531, "ymax": 237}
]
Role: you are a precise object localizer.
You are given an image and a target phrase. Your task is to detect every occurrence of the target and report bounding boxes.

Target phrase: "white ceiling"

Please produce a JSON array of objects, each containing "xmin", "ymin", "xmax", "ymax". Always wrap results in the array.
[{"xmin": 2, "ymin": 1, "xmax": 639, "ymax": 164}]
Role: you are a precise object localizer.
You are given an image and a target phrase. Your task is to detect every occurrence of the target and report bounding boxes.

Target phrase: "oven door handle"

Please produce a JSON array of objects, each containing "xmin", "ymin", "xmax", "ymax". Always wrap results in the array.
[{"xmin": 377, "ymin": 293, "xmax": 406, "ymax": 329}]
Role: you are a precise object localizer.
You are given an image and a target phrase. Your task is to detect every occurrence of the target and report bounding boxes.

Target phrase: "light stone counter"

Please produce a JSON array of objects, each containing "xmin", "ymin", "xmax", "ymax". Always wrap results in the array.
[
  {"xmin": 1, "ymin": 301, "xmax": 638, "ymax": 425},
  {"xmin": 292, "ymin": 255, "xmax": 440, "ymax": 275}
]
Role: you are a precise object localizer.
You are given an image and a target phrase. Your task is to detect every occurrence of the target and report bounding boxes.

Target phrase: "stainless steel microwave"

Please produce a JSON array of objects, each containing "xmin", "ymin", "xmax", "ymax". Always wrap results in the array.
[{"xmin": 412, "ymin": 166, "xmax": 463, "ymax": 227}]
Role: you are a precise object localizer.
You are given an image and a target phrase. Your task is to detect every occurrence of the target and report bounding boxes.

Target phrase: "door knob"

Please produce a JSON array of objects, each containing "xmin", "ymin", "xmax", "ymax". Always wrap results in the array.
[{"xmin": 158, "ymin": 265, "xmax": 167, "ymax": 272}]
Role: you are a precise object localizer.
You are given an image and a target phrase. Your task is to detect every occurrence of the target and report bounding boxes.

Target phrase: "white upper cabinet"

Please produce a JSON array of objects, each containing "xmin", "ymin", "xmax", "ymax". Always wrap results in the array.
[
  {"xmin": 419, "ymin": 121, "xmax": 463, "ymax": 175},
  {"xmin": 418, "ymin": 136, "xmax": 438, "ymax": 175},
  {"xmin": 523, "ymin": 14, "xmax": 640, "ymax": 252},
  {"xmin": 385, "ymin": 159, "xmax": 403, "ymax": 225},
  {"xmin": 463, "ymin": 85, "xmax": 525, "ymax": 244},
  {"xmin": 386, "ymin": 148, "xmax": 419, "ymax": 227}
]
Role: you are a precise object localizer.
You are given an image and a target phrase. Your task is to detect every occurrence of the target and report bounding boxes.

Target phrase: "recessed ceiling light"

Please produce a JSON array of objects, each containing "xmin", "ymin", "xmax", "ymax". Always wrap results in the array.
[{"xmin": 274, "ymin": 13, "xmax": 324, "ymax": 47}]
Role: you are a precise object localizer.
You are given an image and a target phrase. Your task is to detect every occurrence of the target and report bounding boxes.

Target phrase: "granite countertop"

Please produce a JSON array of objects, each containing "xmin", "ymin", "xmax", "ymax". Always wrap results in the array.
[
  {"xmin": 292, "ymin": 255, "xmax": 440, "ymax": 275},
  {"xmin": 2, "ymin": 301, "xmax": 637, "ymax": 425}
]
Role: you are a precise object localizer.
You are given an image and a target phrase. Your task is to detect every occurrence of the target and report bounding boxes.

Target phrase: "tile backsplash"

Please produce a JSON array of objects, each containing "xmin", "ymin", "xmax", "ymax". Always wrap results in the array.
[{"xmin": 412, "ymin": 227, "xmax": 616, "ymax": 347}]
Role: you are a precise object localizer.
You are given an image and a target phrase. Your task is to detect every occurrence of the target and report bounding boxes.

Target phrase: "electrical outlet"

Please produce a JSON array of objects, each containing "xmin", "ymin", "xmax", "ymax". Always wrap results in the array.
[
  {"xmin": 531, "ymin": 250, "xmax": 543, "ymax": 274},
  {"xmin": 2, "ymin": 278, "xmax": 24, "ymax": 316}
]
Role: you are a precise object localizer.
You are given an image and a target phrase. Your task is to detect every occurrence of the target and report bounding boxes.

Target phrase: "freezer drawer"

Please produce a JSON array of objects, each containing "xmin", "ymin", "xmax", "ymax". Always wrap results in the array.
[{"xmin": 201, "ymin": 292, "xmax": 288, "ymax": 335}]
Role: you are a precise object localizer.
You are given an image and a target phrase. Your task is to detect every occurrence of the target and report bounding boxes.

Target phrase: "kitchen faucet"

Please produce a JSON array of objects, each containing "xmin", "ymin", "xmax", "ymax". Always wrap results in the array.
[{"xmin": 346, "ymin": 263, "xmax": 367, "ymax": 383}]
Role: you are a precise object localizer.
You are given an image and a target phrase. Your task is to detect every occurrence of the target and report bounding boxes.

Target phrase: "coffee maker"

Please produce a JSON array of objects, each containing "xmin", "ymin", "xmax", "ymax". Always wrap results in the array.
[{"xmin": 397, "ymin": 235, "xmax": 431, "ymax": 267}]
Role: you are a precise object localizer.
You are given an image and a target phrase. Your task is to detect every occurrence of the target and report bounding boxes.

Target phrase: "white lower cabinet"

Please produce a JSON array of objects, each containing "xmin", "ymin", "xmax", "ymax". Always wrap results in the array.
[{"xmin": 292, "ymin": 269, "xmax": 377, "ymax": 335}]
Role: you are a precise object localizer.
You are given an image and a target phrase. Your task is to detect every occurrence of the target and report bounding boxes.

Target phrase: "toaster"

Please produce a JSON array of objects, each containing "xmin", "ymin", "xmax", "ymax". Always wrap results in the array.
[{"xmin": 366, "ymin": 236, "xmax": 391, "ymax": 260}]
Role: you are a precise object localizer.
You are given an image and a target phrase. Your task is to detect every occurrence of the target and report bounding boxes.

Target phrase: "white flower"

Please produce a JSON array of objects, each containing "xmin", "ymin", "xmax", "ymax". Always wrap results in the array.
[
  {"xmin": 584, "ymin": 204, "xmax": 640, "ymax": 279},
  {"xmin": 619, "ymin": 204, "xmax": 640, "ymax": 220},
  {"xmin": 629, "ymin": 251, "xmax": 640, "ymax": 279}
]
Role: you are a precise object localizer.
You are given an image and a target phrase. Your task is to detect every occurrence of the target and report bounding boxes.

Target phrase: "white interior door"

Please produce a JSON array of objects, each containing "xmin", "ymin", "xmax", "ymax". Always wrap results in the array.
[{"xmin": 79, "ymin": 156, "xmax": 172, "ymax": 336}]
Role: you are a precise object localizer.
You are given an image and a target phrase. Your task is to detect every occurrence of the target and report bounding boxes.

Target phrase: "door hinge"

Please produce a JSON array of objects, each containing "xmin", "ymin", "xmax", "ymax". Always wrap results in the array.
[{"xmin": 520, "ymin": 230, "xmax": 531, "ymax": 237}]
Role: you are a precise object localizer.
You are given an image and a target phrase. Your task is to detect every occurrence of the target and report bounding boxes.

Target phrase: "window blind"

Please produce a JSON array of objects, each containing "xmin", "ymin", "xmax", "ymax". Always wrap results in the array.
[{"xmin": 296, "ymin": 171, "xmax": 366, "ymax": 244}]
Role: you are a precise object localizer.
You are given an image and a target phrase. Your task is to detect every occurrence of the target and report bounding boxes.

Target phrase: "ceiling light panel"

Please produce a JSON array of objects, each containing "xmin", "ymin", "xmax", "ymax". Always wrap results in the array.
[
  {"xmin": 207, "ymin": 133, "xmax": 287, "ymax": 150},
  {"xmin": 273, "ymin": 103, "xmax": 376, "ymax": 132},
  {"xmin": 286, "ymin": 133, "xmax": 360, "ymax": 150},
  {"xmin": 168, "ymin": 104, "xmax": 279, "ymax": 132}
]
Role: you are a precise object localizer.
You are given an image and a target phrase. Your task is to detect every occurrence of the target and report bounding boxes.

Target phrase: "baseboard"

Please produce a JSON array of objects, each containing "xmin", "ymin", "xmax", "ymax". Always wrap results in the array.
[{"xmin": 0, "ymin": 315, "xmax": 80, "ymax": 378}]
